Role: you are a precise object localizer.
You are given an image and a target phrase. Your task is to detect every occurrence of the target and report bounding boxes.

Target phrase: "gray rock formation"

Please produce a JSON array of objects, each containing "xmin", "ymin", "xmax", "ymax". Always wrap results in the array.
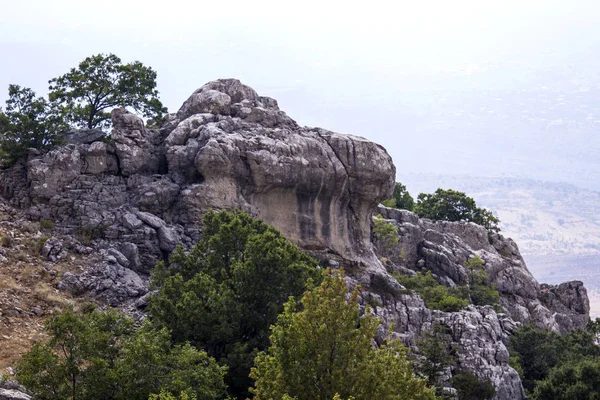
[
  {"xmin": 369, "ymin": 206, "xmax": 589, "ymax": 398},
  {"xmin": 0, "ymin": 389, "xmax": 31, "ymax": 400},
  {"xmin": 0, "ymin": 79, "xmax": 590, "ymax": 399}
]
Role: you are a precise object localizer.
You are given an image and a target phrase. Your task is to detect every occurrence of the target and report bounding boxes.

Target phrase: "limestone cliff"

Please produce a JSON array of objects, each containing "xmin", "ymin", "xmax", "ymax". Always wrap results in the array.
[{"xmin": 0, "ymin": 79, "xmax": 590, "ymax": 399}]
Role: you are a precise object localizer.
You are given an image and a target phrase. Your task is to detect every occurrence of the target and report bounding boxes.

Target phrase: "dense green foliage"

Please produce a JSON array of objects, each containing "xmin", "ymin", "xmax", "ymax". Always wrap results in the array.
[
  {"xmin": 452, "ymin": 372, "xmax": 496, "ymax": 400},
  {"xmin": 0, "ymin": 85, "xmax": 67, "ymax": 166},
  {"xmin": 414, "ymin": 189, "xmax": 500, "ymax": 232},
  {"xmin": 509, "ymin": 321, "xmax": 600, "ymax": 398},
  {"xmin": 15, "ymin": 308, "xmax": 227, "ymax": 400},
  {"xmin": 382, "ymin": 182, "xmax": 415, "ymax": 211},
  {"xmin": 148, "ymin": 209, "xmax": 321, "ymax": 398},
  {"xmin": 250, "ymin": 269, "xmax": 437, "ymax": 400},
  {"xmin": 396, "ymin": 271, "xmax": 469, "ymax": 312},
  {"xmin": 49, "ymin": 53, "xmax": 167, "ymax": 129},
  {"xmin": 372, "ymin": 214, "xmax": 399, "ymax": 253}
]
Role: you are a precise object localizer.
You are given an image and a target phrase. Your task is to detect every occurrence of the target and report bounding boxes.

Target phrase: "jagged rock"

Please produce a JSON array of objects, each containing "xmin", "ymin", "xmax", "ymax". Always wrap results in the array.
[
  {"xmin": 135, "ymin": 211, "xmax": 165, "ymax": 229},
  {"xmin": 122, "ymin": 212, "xmax": 143, "ymax": 229},
  {"xmin": 120, "ymin": 242, "xmax": 141, "ymax": 271},
  {"xmin": 0, "ymin": 389, "xmax": 31, "ymax": 400},
  {"xmin": 58, "ymin": 260, "xmax": 148, "ymax": 306},
  {"xmin": 108, "ymin": 248, "xmax": 130, "ymax": 268},
  {"xmin": 157, "ymin": 226, "xmax": 178, "ymax": 252},
  {"xmin": 65, "ymin": 128, "xmax": 105, "ymax": 145},
  {"xmin": 40, "ymin": 238, "xmax": 67, "ymax": 262}
]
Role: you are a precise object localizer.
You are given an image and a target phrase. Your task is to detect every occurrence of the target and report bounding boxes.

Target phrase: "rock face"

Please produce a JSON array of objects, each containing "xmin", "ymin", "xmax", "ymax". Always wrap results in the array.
[
  {"xmin": 0, "ymin": 79, "xmax": 590, "ymax": 399},
  {"xmin": 369, "ymin": 206, "xmax": 589, "ymax": 398},
  {"xmin": 2, "ymin": 79, "xmax": 394, "ymax": 275}
]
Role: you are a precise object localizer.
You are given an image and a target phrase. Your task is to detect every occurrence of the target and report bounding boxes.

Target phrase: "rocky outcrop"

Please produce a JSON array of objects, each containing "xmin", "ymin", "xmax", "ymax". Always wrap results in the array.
[
  {"xmin": 369, "ymin": 206, "xmax": 589, "ymax": 398},
  {"xmin": 0, "ymin": 389, "xmax": 31, "ymax": 400},
  {"xmin": 1, "ymin": 79, "xmax": 394, "ymax": 277},
  {"xmin": 0, "ymin": 79, "xmax": 590, "ymax": 400}
]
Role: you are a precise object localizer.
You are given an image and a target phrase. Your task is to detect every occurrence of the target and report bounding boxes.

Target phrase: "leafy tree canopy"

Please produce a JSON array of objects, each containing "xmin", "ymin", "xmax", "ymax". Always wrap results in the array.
[
  {"xmin": 414, "ymin": 189, "xmax": 500, "ymax": 232},
  {"xmin": 250, "ymin": 269, "xmax": 437, "ymax": 400},
  {"xmin": 509, "ymin": 321, "xmax": 600, "ymax": 397},
  {"xmin": 0, "ymin": 85, "xmax": 67, "ymax": 166},
  {"xmin": 15, "ymin": 307, "xmax": 227, "ymax": 400},
  {"xmin": 148, "ymin": 209, "xmax": 321, "ymax": 399},
  {"xmin": 382, "ymin": 182, "xmax": 415, "ymax": 211},
  {"xmin": 48, "ymin": 53, "xmax": 167, "ymax": 130}
]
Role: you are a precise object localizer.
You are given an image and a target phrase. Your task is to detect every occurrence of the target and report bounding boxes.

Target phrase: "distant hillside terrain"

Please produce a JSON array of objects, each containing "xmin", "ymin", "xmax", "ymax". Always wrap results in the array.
[{"xmin": 401, "ymin": 173, "xmax": 600, "ymax": 316}]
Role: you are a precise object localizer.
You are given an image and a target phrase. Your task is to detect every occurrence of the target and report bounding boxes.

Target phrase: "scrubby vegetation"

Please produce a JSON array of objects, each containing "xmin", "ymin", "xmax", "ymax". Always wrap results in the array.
[
  {"xmin": 372, "ymin": 214, "xmax": 399, "ymax": 254},
  {"xmin": 395, "ymin": 256, "xmax": 501, "ymax": 313},
  {"xmin": 382, "ymin": 182, "xmax": 415, "ymax": 211},
  {"xmin": 396, "ymin": 271, "xmax": 469, "ymax": 312},
  {"xmin": 509, "ymin": 320, "xmax": 600, "ymax": 399}
]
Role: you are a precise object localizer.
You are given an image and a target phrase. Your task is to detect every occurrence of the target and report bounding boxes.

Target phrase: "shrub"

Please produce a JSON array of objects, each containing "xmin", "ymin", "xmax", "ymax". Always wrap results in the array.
[
  {"xmin": 465, "ymin": 256, "xmax": 501, "ymax": 307},
  {"xmin": 372, "ymin": 215, "xmax": 399, "ymax": 254},
  {"xmin": 39, "ymin": 219, "xmax": 55, "ymax": 230},
  {"xmin": 0, "ymin": 85, "xmax": 67, "ymax": 166},
  {"xmin": 395, "ymin": 272, "xmax": 468, "ymax": 312},
  {"xmin": 452, "ymin": 372, "xmax": 496, "ymax": 400}
]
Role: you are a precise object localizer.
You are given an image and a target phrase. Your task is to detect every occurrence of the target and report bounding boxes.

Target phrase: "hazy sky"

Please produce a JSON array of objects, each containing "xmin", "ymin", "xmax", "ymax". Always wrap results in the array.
[{"xmin": 2, "ymin": 0, "xmax": 600, "ymax": 188}]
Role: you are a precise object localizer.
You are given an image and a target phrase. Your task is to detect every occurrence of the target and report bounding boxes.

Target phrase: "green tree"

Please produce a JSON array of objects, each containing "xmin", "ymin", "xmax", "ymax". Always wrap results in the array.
[
  {"xmin": 452, "ymin": 372, "xmax": 496, "ymax": 400},
  {"xmin": 508, "ymin": 325, "xmax": 563, "ymax": 394},
  {"xmin": 48, "ymin": 53, "xmax": 167, "ymax": 130},
  {"xmin": 533, "ymin": 358, "xmax": 600, "ymax": 400},
  {"xmin": 414, "ymin": 189, "xmax": 500, "ymax": 232},
  {"xmin": 148, "ymin": 209, "xmax": 321, "ymax": 399},
  {"xmin": 250, "ymin": 269, "xmax": 437, "ymax": 400},
  {"xmin": 383, "ymin": 182, "xmax": 415, "ymax": 210},
  {"xmin": 15, "ymin": 308, "xmax": 227, "ymax": 400},
  {"xmin": 509, "ymin": 321, "xmax": 600, "ymax": 396},
  {"xmin": 413, "ymin": 323, "xmax": 458, "ymax": 393},
  {"xmin": 0, "ymin": 85, "xmax": 67, "ymax": 166}
]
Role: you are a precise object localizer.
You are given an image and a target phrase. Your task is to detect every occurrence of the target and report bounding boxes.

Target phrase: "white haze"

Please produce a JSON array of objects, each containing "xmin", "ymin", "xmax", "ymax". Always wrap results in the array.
[{"xmin": 1, "ymin": 0, "xmax": 600, "ymax": 188}]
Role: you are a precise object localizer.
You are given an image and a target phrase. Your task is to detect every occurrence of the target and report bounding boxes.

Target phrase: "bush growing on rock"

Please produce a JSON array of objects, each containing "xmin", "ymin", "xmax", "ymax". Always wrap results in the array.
[
  {"xmin": 465, "ymin": 256, "xmax": 501, "ymax": 309},
  {"xmin": 414, "ymin": 189, "xmax": 500, "ymax": 232},
  {"xmin": 148, "ymin": 209, "xmax": 321, "ymax": 399},
  {"xmin": 250, "ymin": 269, "xmax": 437, "ymax": 400},
  {"xmin": 452, "ymin": 372, "xmax": 496, "ymax": 400},
  {"xmin": 372, "ymin": 214, "xmax": 399, "ymax": 254},
  {"xmin": 395, "ymin": 271, "xmax": 469, "ymax": 312}
]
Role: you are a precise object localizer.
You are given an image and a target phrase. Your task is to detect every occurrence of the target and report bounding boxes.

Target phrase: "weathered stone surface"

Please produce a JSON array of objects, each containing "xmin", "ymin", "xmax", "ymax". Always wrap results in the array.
[
  {"xmin": 65, "ymin": 128, "xmax": 105, "ymax": 145},
  {"xmin": 0, "ymin": 388, "xmax": 31, "ymax": 400},
  {"xmin": 58, "ymin": 257, "xmax": 148, "ymax": 306}
]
